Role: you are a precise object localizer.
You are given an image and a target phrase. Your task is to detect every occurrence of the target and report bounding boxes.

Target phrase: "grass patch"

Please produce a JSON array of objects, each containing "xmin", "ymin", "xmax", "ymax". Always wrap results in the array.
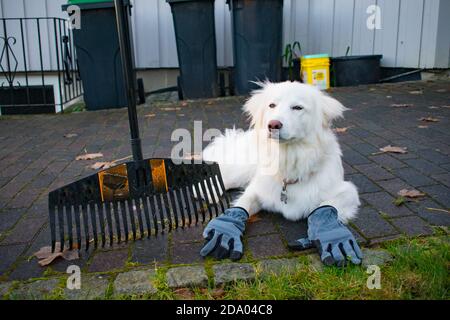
[
  {"xmin": 194, "ymin": 236, "xmax": 449, "ymax": 300},
  {"xmin": 64, "ymin": 101, "xmax": 86, "ymax": 113}
]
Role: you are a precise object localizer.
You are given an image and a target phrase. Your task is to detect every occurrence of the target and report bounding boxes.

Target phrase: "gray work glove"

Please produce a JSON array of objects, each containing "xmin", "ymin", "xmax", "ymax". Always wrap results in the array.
[
  {"xmin": 200, "ymin": 207, "xmax": 248, "ymax": 261},
  {"xmin": 288, "ymin": 206, "xmax": 363, "ymax": 267}
]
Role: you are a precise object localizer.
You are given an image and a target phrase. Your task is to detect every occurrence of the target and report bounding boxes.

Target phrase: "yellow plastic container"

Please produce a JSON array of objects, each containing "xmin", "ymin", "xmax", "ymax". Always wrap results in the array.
[{"xmin": 301, "ymin": 54, "xmax": 330, "ymax": 90}]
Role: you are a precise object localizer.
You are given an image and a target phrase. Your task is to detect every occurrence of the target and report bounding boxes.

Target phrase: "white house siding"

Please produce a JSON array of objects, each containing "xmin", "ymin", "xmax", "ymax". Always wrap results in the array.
[{"xmin": 0, "ymin": 0, "xmax": 448, "ymax": 70}]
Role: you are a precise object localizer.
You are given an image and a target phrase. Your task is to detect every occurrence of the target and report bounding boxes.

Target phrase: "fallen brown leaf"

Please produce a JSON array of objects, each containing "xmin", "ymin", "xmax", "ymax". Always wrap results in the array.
[
  {"xmin": 409, "ymin": 90, "xmax": 423, "ymax": 95},
  {"xmin": 89, "ymin": 155, "xmax": 131, "ymax": 170},
  {"xmin": 419, "ymin": 117, "xmax": 439, "ymax": 122},
  {"xmin": 34, "ymin": 242, "xmax": 79, "ymax": 266},
  {"xmin": 181, "ymin": 102, "xmax": 189, "ymax": 107},
  {"xmin": 391, "ymin": 104, "xmax": 413, "ymax": 108},
  {"xmin": 173, "ymin": 288, "xmax": 195, "ymax": 300},
  {"xmin": 398, "ymin": 189, "xmax": 426, "ymax": 198},
  {"xmin": 76, "ymin": 153, "xmax": 103, "ymax": 161},
  {"xmin": 200, "ymin": 287, "xmax": 226, "ymax": 299},
  {"xmin": 333, "ymin": 126, "xmax": 353, "ymax": 133},
  {"xmin": 161, "ymin": 107, "xmax": 181, "ymax": 111},
  {"xmin": 378, "ymin": 145, "xmax": 408, "ymax": 154},
  {"xmin": 418, "ymin": 125, "xmax": 428, "ymax": 129},
  {"xmin": 64, "ymin": 133, "xmax": 78, "ymax": 138},
  {"xmin": 247, "ymin": 214, "xmax": 262, "ymax": 224},
  {"xmin": 90, "ymin": 161, "xmax": 114, "ymax": 170},
  {"xmin": 210, "ymin": 288, "xmax": 225, "ymax": 299}
]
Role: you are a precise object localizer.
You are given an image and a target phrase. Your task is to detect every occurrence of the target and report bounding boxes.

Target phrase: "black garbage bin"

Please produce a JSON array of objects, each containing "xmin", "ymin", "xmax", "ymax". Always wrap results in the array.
[
  {"xmin": 167, "ymin": 0, "xmax": 219, "ymax": 99},
  {"xmin": 62, "ymin": 0, "xmax": 131, "ymax": 110},
  {"xmin": 227, "ymin": 0, "xmax": 283, "ymax": 95}
]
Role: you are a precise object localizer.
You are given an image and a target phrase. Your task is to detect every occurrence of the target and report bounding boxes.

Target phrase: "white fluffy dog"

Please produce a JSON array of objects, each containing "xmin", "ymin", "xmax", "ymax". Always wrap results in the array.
[{"xmin": 202, "ymin": 81, "xmax": 360, "ymax": 223}]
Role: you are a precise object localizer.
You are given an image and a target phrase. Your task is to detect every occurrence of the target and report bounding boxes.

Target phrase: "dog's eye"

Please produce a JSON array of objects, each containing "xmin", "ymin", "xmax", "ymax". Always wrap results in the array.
[
  {"xmin": 269, "ymin": 103, "xmax": 276, "ymax": 108},
  {"xmin": 291, "ymin": 105, "xmax": 304, "ymax": 111}
]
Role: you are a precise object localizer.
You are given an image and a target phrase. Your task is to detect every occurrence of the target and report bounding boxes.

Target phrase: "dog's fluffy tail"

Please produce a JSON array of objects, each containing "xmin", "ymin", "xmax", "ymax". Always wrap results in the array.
[{"xmin": 202, "ymin": 128, "xmax": 257, "ymax": 190}]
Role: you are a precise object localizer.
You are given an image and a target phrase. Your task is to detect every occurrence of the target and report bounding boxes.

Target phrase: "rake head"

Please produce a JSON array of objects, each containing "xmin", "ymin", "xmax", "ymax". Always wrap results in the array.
[{"xmin": 48, "ymin": 158, "xmax": 230, "ymax": 252}]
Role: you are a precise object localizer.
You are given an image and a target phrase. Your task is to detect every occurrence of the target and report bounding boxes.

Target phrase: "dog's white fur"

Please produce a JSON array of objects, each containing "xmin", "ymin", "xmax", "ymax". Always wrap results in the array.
[{"xmin": 202, "ymin": 81, "xmax": 360, "ymax": 223}]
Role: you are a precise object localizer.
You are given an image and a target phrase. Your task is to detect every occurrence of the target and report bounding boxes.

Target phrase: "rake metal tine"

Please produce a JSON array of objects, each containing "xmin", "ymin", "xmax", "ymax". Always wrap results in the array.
[
  {"xmin": 203, "ymin": 175, "xmax": 218, "ymax": 218},
  {"xmin": 168, "ymin": 189, "xmax": 179, "ymax": 229},
  {"xmin": 162, "ymin": 193, "xmax": 173, "ymax": 231},
  {"xmin": 200, "ymin": 180, "xmax": 214, "ymax": 220},
  {"xmin": 88, "ymin": 202, "xmax": 98, "ymax": 249},
  {"xmin": 155, "ymin": 194, "xmax": 166, "ymax": 232},
  {"xmin": 57, "ymin": 205, "xmax": 65, "ymax": 252},
  {"xmin": 174, "ymin": 188, "xmax": 186, "ymax": 228},
  {"xmin": 210, "ymin": 174, "xmax": 225, "ymax": 214},
  {"xmin": 98, "ymin": 203, "xmax": 106, "ymax": 248},
  {"xmin": 126, "ymin": 200, "xmax": 137, "ymax": 241},
  {"xmin": 180, "ymin": 186, "xmax": 192, "ymax": 226},
  {"xmin": 73, "ymin": 204, "xmax": 82, "ymax": 250},
  {"xmin": 141, "ymin": 195, "xmax": 152, "ymax": 237},
  {"xmin": 49, "ymin": 205, "xmax": 56, "ymax": 252},
  {"xmin": 112, "ymin": 201, "xmax": 122, "ymax": 243},
  {"xmin": 119, "ymin": 201, "xmax": 129, "ymax": 242},
  {"xmin": 64, "ymin": 205, "xmax": 74, "ymax": 250},
  {"xmin": 148, "ymin": 195, "xmax": 159, "ymax": 234},
  {"xmin": 81, "ymin": 203, "xmax": 90, "ymax": 251},
  {"xmin": 191, "ymin": 183, "xmax": 203, "ymax": 224},
  {"xmin": 105, "ymin": 202, "xmax": 114, "ymax": 246},
  {"xmin": 134, "ymin": 198, "xmax": 145, "ymax": 239},
  {"xmin": 216, "ymin": 171, "xmax": 230, "ymax": 207}
]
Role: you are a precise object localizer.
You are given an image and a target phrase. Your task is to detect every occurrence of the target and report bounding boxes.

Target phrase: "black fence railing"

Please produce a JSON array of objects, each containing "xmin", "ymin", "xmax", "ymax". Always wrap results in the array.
[{"xmin": 0, "ymin": 17, "xmax": 83, "ymax": 115}]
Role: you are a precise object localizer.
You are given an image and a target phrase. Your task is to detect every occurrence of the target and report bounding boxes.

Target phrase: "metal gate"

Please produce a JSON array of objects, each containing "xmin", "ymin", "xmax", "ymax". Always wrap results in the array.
[{"xmin": 0, "ymin": 17, "xmax": 83, "ymax": 115}]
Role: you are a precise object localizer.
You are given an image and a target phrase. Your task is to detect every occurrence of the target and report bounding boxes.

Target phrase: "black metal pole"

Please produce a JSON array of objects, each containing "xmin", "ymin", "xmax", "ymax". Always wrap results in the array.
[{"xmin": 114, "ymin": 0, "xmax": 143, "ymax": 162}]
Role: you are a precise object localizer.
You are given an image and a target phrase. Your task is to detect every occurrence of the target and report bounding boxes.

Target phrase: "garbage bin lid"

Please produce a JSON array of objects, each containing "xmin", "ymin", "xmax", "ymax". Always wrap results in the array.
[
  {"xmin": 167, "ymin": 0, "xmax": 214, "ymax": 3},
  {"xmin": 67, "ymin": 0, "xmax": 112, "ymax": 4},
  {"xmin": 302, "ymin": 54, "xmax": 329, "ymax": 59},
  {"xmin": 63, "ymin": 0, "xmax": 130, "ymax": 11}
]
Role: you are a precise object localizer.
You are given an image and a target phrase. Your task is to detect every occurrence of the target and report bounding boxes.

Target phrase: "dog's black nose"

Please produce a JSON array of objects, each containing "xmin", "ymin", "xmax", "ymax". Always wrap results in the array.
[{"xmin": 268, "ymin": 120, "xmax": 283, "ymax": 131}]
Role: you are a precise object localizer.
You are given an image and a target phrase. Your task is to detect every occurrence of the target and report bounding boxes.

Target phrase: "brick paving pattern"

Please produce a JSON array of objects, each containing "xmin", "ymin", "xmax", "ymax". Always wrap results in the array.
[{"xmin": 0, "ymin": 80, "xmax": 449, "ymax": 287}]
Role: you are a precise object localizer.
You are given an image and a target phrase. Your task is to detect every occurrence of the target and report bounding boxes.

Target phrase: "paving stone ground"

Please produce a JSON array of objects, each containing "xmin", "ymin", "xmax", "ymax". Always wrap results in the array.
[{"xmin": 0, "ymin": 80, "xmax": 449, "ymax": 296}]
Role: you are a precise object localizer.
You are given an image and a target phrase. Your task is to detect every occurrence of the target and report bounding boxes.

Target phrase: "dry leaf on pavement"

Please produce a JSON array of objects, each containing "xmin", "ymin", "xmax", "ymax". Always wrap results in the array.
[
  {"xmin": 409, "ymin": 90, "xmax": 423, "ymax": 95},
  {"xmin": 378, "ymin": 145, "xmax": 408, "ymax": 154},
  {"xmin": 391, "ymin": 104, "xmax": 413, "ymax": 108},
  {"xmin": 89, "ymin": 155, "xmax": 131, "ymax": 170},
  {"xmin": 161, "ymin": 107, "xmax": 181, "ymax": 111},
  {"xmin": 76, "ymin": 153, "xmax": 103, "ymax": 161},
  {"xmin": 333, "ymin": 126, "xmax": 353, "ymax": 133},
  {"xmin": 64, "ymin": 133, "xmax": 78, "ymax": 138},
  {"xmin": 90, "ymin": 161, "xmax": 115, "ymax": 170},
  {"xmin": 418, "ymin": 125, "xmax": 428, "ymax": 129},
  {"xmin": 397, "ymin": 189, "xmax": 426, "ymax": 198},
  {"xmin": 247, "ymin": 214, "xmax": 262, "ymax": 224},
  {"xmin": 34, "ymin": 242, "xmax": 79, "ymax": 266},
  {"xmin": 419, "ymin": 117, "xmax": 439, "ymax": 122}
]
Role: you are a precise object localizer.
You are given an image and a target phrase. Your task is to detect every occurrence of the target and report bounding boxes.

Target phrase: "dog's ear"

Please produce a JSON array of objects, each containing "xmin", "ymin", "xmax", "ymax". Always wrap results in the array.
[
  {"xmin": 320, "ymin": 94, "xmax": 348, "ymax": 127},
  {"xmin": 243, "ymin": 82, "xmax": 271, "ymax": 130}
]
